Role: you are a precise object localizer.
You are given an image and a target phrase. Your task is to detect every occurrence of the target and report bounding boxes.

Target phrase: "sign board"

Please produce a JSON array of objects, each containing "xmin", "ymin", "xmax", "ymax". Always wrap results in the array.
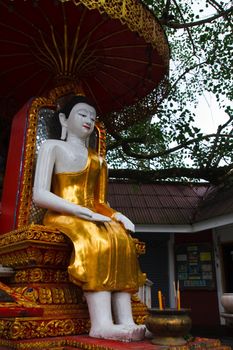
[{"xmin": 175, "ymin": 243, "xmax": 215, "ymax": 290}]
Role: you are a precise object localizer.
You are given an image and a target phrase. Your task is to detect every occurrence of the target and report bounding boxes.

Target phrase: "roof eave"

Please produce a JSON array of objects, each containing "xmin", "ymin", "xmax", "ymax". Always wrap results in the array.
[{"xmin": 136, "ymin": 213, "xmax": 233, "ymax": 233}]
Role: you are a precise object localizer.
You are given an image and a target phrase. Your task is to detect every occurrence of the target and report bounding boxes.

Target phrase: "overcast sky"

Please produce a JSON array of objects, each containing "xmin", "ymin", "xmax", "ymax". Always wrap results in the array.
[{"xmin": 193, "ymin": 92, "xmax": 230, "ymax": 134}]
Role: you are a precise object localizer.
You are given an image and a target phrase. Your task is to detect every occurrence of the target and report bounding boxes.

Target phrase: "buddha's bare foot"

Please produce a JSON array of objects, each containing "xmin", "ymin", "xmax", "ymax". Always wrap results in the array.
[
  {"xmin": 123, "ymin": 323, "xmax": 146, "ymax": 341},
  {"xmin": 89, "ymin": 324, "xmax": 144, "ymax": 342},
  {"xmin": 145, "ymin": 329, "xmax": 154, "ymax": 339}
]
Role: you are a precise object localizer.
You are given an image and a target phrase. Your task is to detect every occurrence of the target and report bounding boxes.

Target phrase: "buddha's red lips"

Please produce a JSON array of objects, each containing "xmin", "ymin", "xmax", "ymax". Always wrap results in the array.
[{"xmin": 83, "ymin": 124, "xmax": 91, "ymax": 129}]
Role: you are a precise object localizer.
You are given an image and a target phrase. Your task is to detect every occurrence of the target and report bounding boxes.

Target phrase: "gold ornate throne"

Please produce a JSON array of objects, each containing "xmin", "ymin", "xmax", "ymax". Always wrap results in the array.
[{"xmin": 0, "ymin": 84, "xmax": 147, "ymax": 342}]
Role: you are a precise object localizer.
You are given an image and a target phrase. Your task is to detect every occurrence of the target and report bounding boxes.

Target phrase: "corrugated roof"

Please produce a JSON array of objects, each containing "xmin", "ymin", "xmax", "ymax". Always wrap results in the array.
[
  {"xmin": 194, "ymin": 182, "xmax": 233, "ymax": 222},
  {"xmin": 108, "ymin": 181, "xmax": 210, "ymax": 225}
]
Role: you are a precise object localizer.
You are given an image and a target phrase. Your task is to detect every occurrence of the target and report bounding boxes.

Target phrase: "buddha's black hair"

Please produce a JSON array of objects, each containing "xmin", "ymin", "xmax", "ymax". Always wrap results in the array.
[{"xmin": 59, "ymin": 95, "xmax": 96, "ymax": 118}]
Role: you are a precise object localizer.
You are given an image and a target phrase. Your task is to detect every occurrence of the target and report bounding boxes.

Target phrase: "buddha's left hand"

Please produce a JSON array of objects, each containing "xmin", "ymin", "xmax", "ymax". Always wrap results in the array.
[{"xmin": 113, "ymin": 212, "xmax": 135, "ymax": 232}]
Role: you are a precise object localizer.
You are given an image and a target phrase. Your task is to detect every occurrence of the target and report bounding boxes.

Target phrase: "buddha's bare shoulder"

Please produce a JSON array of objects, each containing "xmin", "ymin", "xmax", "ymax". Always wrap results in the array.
[
  {"xmin": 38, "ymin": 140, "xmax": 70, "ymax": 159},
  {"xmin": 40, "ymin": 139, "xmax": 67, "ymax": 150}
]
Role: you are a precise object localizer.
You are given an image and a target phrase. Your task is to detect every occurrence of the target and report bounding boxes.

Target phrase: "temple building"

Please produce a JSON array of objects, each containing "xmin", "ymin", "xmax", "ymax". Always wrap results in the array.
[{"xmin": 107, "ymin": 180, "xmax": 233, "ymax": 331}]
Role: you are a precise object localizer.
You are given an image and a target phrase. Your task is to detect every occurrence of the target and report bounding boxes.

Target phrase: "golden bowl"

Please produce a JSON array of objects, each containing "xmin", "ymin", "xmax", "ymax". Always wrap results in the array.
[{"xmin": 145, "ymin": 308, "xmax": 192, "ymax": 346}]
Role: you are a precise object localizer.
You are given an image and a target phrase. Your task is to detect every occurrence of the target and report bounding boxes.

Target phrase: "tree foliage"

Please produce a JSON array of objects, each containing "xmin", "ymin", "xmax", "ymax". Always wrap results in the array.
[{"xmin": 107, "ymin": 0, "xmax": 233, "ymax": 184}]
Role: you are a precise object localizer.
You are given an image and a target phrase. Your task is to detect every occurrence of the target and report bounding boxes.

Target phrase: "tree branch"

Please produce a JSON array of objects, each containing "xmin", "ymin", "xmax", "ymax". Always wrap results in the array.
[
  {"xmin": 108, "ymin": 136, "xmax": 145, "ymax": 151},
  {"xmin": 172, "ymin": 0, "xmax": 197, "ymax": 55},
  {"xmin": 207, "ymin": 0, "xmax": 233, "ymax": 29},
  {"xmin": 108, "ymin": 133, "xmax": 233, "ymax": 160},
  {"xmin": 169, "ymin": 61, "xmax": 206, "ymax": 94},
  {"xmin": 109, "ymin": 164, "xmax": 233, "ymax": 184},
  {"xmin": 161, "ymin": 0, "xmax": 171, "ymax": 19},
  {"xmin": 160, "ymin": 6, "xmax": 233, "ymax": 28},
  {"xmin": 206, "ymin": 116, "xmax": 233, "ymax": 168}
]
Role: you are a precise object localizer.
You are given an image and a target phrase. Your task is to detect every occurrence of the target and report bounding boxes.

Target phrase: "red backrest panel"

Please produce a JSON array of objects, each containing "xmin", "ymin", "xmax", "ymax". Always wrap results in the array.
[{"xmin": 0, "ymin": 100, "xmax": 32, "ymax": 233}]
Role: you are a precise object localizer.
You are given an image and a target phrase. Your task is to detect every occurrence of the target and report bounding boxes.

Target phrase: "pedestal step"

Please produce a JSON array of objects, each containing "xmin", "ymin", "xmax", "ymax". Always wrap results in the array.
[{"xmin": 0, "ymin": 335, "xmax": 231, "ymax": 350}]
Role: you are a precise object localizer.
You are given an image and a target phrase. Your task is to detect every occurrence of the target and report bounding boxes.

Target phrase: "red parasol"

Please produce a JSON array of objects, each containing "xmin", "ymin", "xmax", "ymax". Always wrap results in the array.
[{"xmin": 0, "ymin": 0, "xmax": 169, "ymax": 131}]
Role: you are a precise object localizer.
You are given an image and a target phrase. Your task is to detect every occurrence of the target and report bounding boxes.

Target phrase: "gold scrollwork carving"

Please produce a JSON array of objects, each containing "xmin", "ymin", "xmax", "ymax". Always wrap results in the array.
[
  {"xmin": 11, "ymin": 284, "xmax": 82, "ymax": 305},
  {"xmin": 43, "ymin": 250, "xmax": 57, "ymax": 265},
  {"xmin": 55, "ymin": 251, "xmax": 69, "ymax": 265},
  {"xmin": 27, "ymin": 248, "xmax": 44, "ymax": 265},
  {"xmin": 133, "ymin": 238, "xmax": 146, "ymax": 256},
  {"xmin": 0, "ymin": 225, "xmax": 67, "ymax": 248},
  {"xmin": 0, "ymin": 320, "xmax": 4, "ymax": 337},
  {"xmin": 0, "ymin": 250, "xmax": 69, "ymax": 269},
  {"xmin": 38, "ymin": 287, "xmax": 53, "ymax": 305},
  {"xmin": 14, "ymin": 270, "xmax": 28, "ymax": 283},
  {"xmin": 22, "ymin": 287, "xmax": 39, "ymax": 303},
  {"xmin": 28, "ymin": 268, "xmax": 43, "ymax": 283},
  {"xmin": 54, "ymin": 270, "xmax": 69, "ymax": 282},
  {"xmin": 14, "ymin": 268, "xmax": 69, "ymax": 283},
  {"xmin": 48, "ymin": 82, "xmax": 85, "ymax": 102},
  {"xmin": 0, "ymin": 318, "xmax": 89, "ymax": 340},
  {"xmin": 51, "ymin": 288, "xmax": 65, "ymax": 304}
]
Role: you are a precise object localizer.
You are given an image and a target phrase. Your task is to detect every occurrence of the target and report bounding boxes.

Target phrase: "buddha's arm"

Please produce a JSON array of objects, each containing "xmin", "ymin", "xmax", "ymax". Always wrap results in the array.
[
  {"xmin": 33, "ymin": 141, "xmax": 109, "ymax": 222},
  {"xmin": 94, "ymin": 158, "xmax": 135, "ymax": 232}
]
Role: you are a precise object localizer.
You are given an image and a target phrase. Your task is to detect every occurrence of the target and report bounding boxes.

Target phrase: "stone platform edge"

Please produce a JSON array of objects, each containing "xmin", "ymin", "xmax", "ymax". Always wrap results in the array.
[{"xmin": 0, "ymin": 335, "xmax": 232, "ymax": 350}]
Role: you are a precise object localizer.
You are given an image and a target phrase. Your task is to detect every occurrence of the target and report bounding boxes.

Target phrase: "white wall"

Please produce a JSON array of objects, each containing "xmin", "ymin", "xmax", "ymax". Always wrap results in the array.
[{"xmin": 213, "ymin": 224, "xmax": 233, "ymax": 324}]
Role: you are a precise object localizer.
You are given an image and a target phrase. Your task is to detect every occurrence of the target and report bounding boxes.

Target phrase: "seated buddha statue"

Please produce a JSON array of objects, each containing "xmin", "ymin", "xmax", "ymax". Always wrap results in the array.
[{"xmin": 33, "ymin": 95, "xmax": 146, "ymax": 342}]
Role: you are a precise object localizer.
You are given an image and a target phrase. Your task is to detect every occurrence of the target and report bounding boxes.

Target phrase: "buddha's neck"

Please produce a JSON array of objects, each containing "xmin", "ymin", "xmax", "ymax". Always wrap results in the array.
[{"xmin": 66, "ymin": 135, "xmax": 88, "ymax": 149}]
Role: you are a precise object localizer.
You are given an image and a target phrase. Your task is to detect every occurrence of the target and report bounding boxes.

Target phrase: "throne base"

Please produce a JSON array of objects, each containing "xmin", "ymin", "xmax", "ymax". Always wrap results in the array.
[{"xmin": 0, "ymin": 225, "xmax": 148, "ymax": 343}]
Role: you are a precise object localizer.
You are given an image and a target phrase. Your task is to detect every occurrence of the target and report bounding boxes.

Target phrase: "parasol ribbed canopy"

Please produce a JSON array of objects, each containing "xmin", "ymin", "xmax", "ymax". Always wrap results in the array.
[{"xmin": 0, "ymin": 0, "xmax": 170, "ymax": 131}]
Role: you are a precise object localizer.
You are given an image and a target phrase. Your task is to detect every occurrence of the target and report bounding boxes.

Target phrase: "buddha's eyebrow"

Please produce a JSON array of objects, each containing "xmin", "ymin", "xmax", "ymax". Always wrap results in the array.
[
  {"xmin": 77, "ymin": 108, "xmax": 96, "ymax": 117},
  {"xmin": 77, "ymin": 108, "xmax": 87, "ymax": 113}
]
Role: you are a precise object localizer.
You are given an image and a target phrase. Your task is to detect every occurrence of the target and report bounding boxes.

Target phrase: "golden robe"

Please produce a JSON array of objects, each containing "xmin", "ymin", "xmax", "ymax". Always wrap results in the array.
[{"xmin": 44, "ymin": 149, "xmax": 145, "ymax": 292}]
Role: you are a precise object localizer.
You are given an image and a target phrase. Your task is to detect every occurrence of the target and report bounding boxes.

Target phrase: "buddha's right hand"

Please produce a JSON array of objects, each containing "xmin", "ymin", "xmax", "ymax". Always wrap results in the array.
[
  {"xmin": 73, "ymin": 206, "xmax": 94, "ymax": 220},
  {"xmin": 73, "ymin": 206, "xmax": 110, "ymax": 222},
  {"xmin": 91, "ymin": 213, "xmax": 111, "ymax": 222}
]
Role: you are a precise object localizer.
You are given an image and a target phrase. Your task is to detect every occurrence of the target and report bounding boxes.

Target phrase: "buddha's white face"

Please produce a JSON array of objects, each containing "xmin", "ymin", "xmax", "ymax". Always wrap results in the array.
[{"xmin": 66, "ymin": 102, "xmax": 96, "ymax": 139}]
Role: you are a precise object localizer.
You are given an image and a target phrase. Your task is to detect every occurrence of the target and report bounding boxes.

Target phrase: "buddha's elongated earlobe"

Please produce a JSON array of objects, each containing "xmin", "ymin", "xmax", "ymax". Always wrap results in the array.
[
  {"xmin": 59, "ymin": 113, "xmax": 67, "ymax": 140},
  {"xmin": 61, "ymin": 125, "xmax": 67, "ymax": 140}
]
